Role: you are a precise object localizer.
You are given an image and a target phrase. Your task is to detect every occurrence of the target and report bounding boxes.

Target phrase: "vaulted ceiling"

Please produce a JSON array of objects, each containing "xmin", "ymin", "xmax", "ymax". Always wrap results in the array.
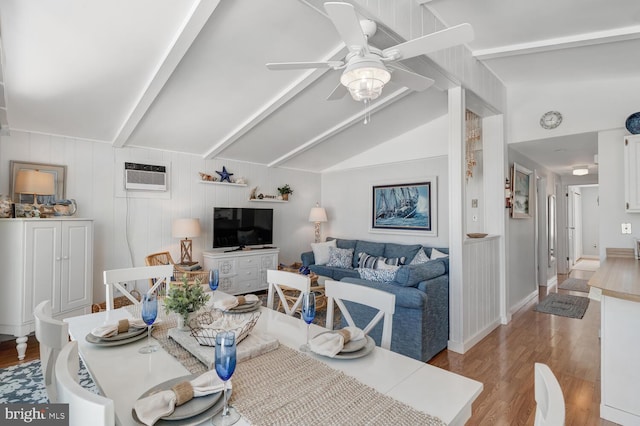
[{"xmin": 1, "ymin": 0, "xmax": 639, "ymax": 174}]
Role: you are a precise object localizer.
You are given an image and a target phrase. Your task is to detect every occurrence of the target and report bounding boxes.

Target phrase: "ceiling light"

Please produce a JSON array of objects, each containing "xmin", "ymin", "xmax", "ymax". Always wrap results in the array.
[
  {"xmin": 340, "ymin": 57, "xmax": 391, "ymax": 103},
  {"xmin": 572, "ymin": 166, "xmax": 588, "ymax": 176}
]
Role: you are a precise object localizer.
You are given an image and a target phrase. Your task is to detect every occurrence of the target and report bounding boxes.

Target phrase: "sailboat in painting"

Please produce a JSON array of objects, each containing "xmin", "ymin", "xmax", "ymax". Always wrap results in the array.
[{"xmin": 374, "ymin": 183, "xmax": 430, "ymax": 230}]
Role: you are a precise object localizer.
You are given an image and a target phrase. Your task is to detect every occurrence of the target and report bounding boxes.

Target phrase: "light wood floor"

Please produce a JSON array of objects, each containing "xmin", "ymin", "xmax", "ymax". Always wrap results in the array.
[{"xmin": 0, "ymin": 269, "xmax": 616, "ymax": 425}]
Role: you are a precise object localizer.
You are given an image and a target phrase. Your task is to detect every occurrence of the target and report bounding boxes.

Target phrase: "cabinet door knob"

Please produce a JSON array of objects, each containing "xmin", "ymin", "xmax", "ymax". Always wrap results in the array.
[
  {"xmin": 56, "ymin": 257, "xmax": 62, "ymax": 261},
  {"xmin": 63, "ymin": 256, "xmax": 69, "ymax": 260}
]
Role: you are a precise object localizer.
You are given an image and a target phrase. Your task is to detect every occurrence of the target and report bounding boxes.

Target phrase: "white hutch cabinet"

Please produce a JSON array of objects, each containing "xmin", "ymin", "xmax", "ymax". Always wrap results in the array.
[
  {"xmin": 0, "ymin": 218, "xmax": 93, "ymax": 359},
  {"xmin": 624, "ymin": 135, "xmax": 640, "ymax": 212},
  {"xmin": 203, "ymin": 248, "xmax": 279, "ymax": 295}
]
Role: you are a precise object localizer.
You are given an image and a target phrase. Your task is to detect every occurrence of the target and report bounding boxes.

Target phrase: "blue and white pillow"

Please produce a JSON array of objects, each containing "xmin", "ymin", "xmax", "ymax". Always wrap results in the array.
[
  {"xmin": 326, "ymin": 247, "xmax": 354, "ymax": 269},
  {"xmin": 356, "ymin": 267, "xmax": 397, "ymax": 282},
  {"xmin": 409, "ymin": 248, "xmax": 430, "ymax": 265},
  {"xmin": 376, "ymin": 256, "xmax": 405, "ymax": 268},
  {"xmin": 357, "ymin": 252, "xmax": 378, "ymax": 269},
  {"xmin": 430, "ymin": 248, "xmax": 449, "ymax": 260}
]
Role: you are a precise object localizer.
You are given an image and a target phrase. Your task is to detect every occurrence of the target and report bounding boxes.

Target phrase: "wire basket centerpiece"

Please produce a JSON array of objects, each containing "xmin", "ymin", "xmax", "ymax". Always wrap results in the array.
[{"xmin": 188, "ymin": 308, "xmax": 261, "ymax": 347}]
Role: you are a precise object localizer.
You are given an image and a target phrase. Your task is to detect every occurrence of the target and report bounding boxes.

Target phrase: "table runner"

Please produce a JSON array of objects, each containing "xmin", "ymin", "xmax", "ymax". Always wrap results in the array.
[{"xmin": 128, "ymin": 305, "xmax": 446, "ymax": 425}]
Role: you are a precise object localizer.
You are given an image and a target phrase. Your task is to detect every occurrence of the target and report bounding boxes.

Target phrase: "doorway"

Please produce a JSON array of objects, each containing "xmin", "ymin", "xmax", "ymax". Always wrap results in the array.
[{"xmin": 566, "ymin": 184, "xmax": 600, "ymax": 274}]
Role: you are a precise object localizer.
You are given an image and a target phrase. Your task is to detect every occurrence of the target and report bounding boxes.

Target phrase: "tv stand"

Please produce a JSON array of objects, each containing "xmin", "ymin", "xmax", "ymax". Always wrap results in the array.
[{"xmin": 203, "ymin": 248, "xmax": 279, "ymax": 295}]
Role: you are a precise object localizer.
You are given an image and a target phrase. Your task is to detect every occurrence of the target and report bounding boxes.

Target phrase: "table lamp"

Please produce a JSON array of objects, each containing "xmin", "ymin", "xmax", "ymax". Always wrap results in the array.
[
  {"xmin": 172, "ymin": 218, "xmax": 201, "ymax": 265},
  {"xmin": 308, "ymin": 203, "xmax": 328, "ymax": 243},
  {"xmin": 14, "ymin": 169, "xmax": 55, "ymax": 215}
]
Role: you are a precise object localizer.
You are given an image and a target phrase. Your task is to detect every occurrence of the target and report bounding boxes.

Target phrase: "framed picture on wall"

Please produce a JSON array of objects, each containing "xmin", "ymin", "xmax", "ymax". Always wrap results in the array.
[
  {"xmin": 511, "ymin": 162, "xmax": 533, "ymax": 219},
  {"xmin": 9, "ymin": 161, "xmax": 67, "ymax": 204},
  {"xmin": 370, "ymin": 178, "xmax": 437, "ymax": 236}
]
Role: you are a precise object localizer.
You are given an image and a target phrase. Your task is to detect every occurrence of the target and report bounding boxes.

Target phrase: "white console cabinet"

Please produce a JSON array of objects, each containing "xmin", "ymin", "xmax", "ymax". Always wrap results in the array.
[
  {"xmin": 624, "ymin": 135, "xmax": 640, "ymax": 212},
  {"xmin": 0, "ymin": 218, "xmax": 93, "ymax": 360},
  {"xmin": 203, "ymin": 248, "xmax": 279, "ymax": 295}
]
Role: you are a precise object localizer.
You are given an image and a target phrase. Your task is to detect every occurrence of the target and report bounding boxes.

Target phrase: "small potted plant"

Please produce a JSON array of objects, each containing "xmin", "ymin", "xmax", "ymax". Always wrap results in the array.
[
  {"xmin": 277, "ymin": 184, "xmax": 294, "ymax": 201},
  {"xmin": 164, "ymin": 275, "xmax": 210, "ymax": 330}
]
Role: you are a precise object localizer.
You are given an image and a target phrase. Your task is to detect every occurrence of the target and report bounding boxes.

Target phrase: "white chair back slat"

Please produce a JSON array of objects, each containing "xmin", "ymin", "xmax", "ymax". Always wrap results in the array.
[
  {"xmin": 324, "ymin": 280, "xmax": 395, "ymax": 350},
  {"xmin": 34, "ymin": 300, "xmax": 69, "ymax": 403},
  {"xmin": 266, "ymin": 270, "xmax": 311, "ymax": 316},
  {"xmin": 534, "ymin": 363, "xmax": 565, "ymax": 426},
  {"xmin": 55, "ymin": 341, "xmax": 115, "ymax": 426},
  {"xmin": 103, "ymin": 265, "xmax": 174, "ymax": 311}
]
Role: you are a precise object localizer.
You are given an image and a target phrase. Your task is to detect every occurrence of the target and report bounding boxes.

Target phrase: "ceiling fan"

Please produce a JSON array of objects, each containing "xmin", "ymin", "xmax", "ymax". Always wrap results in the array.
[{"xmin": 266, "ymin": 2, "xmax": 474, "ymax": 105}]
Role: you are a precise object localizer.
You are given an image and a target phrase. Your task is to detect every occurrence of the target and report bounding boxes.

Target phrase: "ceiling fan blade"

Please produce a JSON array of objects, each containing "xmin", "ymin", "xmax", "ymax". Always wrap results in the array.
[
  {"xmin": 326, "ymin": 83, "xmax": 348, "ymax": 101},
  {"xmin": 388, "ymin": 65, "xmax": 435, "ymax": 92},
  {"xmin": 266, "ymin": 61, "xmax": 343, "ymax": 70},
  {"xmin": 382, "ymin": 23, "xmax": 474, "ymax": 61},
  {"xmin": 324, "ymin": 2, "xmax": 368, "ymax": 53}
]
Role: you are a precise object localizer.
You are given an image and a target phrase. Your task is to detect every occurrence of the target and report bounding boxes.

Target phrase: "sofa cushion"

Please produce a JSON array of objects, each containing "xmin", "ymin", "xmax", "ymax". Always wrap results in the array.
[
  {"xmin": 383, "ymin": 243, "xmax": 422, "ymax": 263},
  {"xmin": 393, "ymin": 261, "xmax": 446, "ymax": 287},
  {"xmin": 340, "ymin": 278, "xmax": 427, "ymax": 309},
  {"xmin": 310, "ymin": 239, "xmax": 336, "ymax": 265},
  {"xmin": 356, "ymin": 268, "xmax": 398, "ymax": 282},
  {"xmin": 409, "ymin": 248, "xmax": 430, "ymax": 265},
  {"xmin": 326, "ymin": 247, "xmax": 354, "ymax": 269},
  {"xmin": 430, "ymin": 248, "xmax": 449, "ymax": 260},
  {"xmin": 357, "ymin": 252, "xmax": 378, "ymax": 269},
  {"xmin": 332, "ymin": 267, "xmax": 360, "ymax": 281},
  {"xmin": 353, "ymin": 241, "xmax": 385, "ymax": 268},
  {"xmin": 309, "ymin": 264, "xmax": 359, "ymax": 281}
]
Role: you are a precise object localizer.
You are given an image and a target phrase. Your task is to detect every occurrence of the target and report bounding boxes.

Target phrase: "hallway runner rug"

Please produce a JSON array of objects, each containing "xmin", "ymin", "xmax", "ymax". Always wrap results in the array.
[
  {"xmin": 534, "ymin": 293, "xmax": 590, "ymax": 319},
  {"xmin": 558, "ymin": 278, "xmax": 590, "ymax": 293}
]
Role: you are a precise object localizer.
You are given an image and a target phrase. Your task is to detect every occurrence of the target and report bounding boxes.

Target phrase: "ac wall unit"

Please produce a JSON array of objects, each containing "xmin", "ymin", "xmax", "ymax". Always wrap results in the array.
[{"xmin": 124, "ymin": 162, "xmax": 167, "ymax": 191}]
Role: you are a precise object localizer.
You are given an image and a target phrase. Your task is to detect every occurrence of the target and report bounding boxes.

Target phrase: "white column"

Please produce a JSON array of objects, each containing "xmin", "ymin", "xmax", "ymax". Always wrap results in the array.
[{"xmin": 448, "ymin": 87, "xmax": 465, "ymax": 352}]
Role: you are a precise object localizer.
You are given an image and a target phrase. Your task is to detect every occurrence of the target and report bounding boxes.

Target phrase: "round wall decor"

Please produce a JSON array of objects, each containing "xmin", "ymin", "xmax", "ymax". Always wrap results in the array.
[
  {"xmin": 625, "ymin": 112, "xmax": 640, "ymax": 134},
  {"xmin": 540, "ymin": 111, "xmax": 563, "ymax": 129}
]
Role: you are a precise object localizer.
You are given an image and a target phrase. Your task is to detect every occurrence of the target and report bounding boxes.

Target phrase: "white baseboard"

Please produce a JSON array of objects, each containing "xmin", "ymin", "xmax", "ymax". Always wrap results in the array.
[
  {"xmin": 546, "ymin": 276, "xmax": 558, "ymax": 293},
  {"xmin": 447, "ymin": 318, "xmax": 502, "ymax": 354},
  {"xmin": 510, "ymin": 289, "xmax": 539, "ymax": 316}
]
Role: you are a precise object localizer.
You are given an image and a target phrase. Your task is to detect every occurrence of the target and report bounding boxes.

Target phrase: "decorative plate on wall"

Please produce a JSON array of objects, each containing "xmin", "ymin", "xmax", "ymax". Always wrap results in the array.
[{"xmin": 625, "ymin": 112, "xmax": 640, "ymax": 134}]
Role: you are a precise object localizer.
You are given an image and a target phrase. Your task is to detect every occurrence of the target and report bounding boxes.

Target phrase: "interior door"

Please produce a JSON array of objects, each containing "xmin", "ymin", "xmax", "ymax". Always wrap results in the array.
[{"xmin": 567, "ymin": 188, "xmax": 576, "ymax": 270}]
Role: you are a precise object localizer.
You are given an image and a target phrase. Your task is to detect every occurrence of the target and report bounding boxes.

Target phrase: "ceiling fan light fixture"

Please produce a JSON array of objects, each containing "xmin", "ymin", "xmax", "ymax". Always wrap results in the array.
[
  {"xmin": 572, "ymin": 165, "xmax": 589, "ymax": 176},
  {"xmin": 340, "ymin": 58, "xmax": 391, "ymax": 102}
]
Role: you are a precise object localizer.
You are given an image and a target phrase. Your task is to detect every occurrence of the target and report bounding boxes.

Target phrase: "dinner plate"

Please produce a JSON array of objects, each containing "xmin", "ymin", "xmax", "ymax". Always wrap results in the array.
[
  {"xmin": 93, "ymin": 326, "xmax": 147, "ymax": 342},
  {"xmin": 313, "ymin": 331, "xmax": 368, "ymax": 353},
  {"xmin": 85, "ymin": 327, "xmax": 151, "ymax": 346},
  {"xmin": 132, "ymin": 376, "xmax": 227, "ymax": 425},
  {"xmin": 226, "ymin": 299, "xmax": 261, "ymax": 313},
  {"xmin": 332, "ymin": 335, "xmax": 375, "ymax": 359},
  {"xmin": 626, "ymin": 112, "xmax": 640, "ymax": 134}
]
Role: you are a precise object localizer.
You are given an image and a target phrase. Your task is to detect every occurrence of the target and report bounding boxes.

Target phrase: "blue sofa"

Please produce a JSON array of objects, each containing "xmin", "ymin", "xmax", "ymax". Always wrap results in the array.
[{"xmin": 301, "ymin": 237, "xmax": 449, "ymax": 362}]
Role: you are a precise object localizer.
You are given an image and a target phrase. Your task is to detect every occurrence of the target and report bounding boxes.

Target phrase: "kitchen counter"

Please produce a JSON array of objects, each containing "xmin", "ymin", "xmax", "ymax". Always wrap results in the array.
[{"xmin": 588, "ymin": 256, "xmax": 640, "ymax": 425}]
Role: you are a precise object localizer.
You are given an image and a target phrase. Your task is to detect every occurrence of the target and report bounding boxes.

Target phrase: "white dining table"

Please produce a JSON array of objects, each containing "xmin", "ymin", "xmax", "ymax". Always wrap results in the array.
[{"xmin": 65, "ymin": 291, "xmax": 482, "ymax": 426}]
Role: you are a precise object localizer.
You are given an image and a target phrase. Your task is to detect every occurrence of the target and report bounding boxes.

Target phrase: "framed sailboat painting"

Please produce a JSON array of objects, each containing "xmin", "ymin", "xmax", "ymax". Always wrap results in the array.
[{"xmin": 370, "ymin": 178, "xmax": 437, "ymax": 236}]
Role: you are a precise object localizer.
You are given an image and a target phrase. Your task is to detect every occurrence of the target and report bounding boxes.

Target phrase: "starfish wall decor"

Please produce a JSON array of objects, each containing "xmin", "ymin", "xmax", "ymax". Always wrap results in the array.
[{"xmin": 215, "ymin": 166, "xmax": 234, "ymax": 183}]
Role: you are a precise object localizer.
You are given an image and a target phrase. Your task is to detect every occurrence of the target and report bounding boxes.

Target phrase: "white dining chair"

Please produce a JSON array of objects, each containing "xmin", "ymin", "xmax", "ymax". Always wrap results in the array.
[
  {"xmin": 55, "ymin": 341, "xmax": 115, "ymax": 426},
  {"xmin": 534, "ymin": 362, "xmax": 565, "ymax": 426},
  {"xmin": 103, "ymin": 264, "xmax": 174, "ymax": 310},
  {"xmin": 324, "ymin": 280, "xmax": 396, "ymax": 350},
  {"xmin": 266, "ymin": 269, "xmax": 311, "ymax": 316},
  {"xmin": 34, "ymin": 300, "xmax": 69, "ymax": 403}
]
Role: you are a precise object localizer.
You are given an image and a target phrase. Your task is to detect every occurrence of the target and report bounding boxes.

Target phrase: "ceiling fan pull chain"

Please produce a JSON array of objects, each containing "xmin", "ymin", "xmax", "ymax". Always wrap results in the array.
[{"xmin": 363, "ymin": 98, "xmax": 370, "ymax": 124}]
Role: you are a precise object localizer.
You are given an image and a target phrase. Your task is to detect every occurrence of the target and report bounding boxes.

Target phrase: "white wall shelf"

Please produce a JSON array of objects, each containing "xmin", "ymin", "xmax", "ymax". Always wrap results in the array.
[
  {"xmin": 198, "ymin": 180, "xmax": 247, "ymax": 187},
  {"xmin": 249, "ymin": 198, "xmax": 287, "ymax": 203}
]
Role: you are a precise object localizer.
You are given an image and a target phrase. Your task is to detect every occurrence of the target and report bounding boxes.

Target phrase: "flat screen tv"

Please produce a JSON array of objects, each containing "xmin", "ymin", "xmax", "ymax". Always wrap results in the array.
[{"xmin": 213, "ymin": 207, "xmax": 273, "ymax": 249}]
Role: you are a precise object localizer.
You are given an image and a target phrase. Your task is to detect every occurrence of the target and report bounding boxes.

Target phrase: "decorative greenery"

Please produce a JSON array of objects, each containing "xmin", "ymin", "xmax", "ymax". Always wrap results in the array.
[
  {"xmin": 164, "ymin": 275, "xmax": 210, "ymax": 322},
  {"xmin": 277, "ymin": 184, "xmax": 293, "ymax": 195}
]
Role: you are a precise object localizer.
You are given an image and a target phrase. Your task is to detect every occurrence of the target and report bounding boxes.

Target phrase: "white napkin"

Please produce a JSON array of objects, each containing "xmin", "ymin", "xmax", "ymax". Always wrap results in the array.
[
  {"xmin": 91, "ymin": 318, "xmax": 147, "ymax": 338},
  {"xmin": 134, "ymin": 371, "xmax": 228, "ymax": 426},
  {"xmin": 214, "ymin": 294, "xmax": 260, "ymax": 311},
  {"xmin": 308, "ymin": 327, "xmax": 365, "ymax": 357}
]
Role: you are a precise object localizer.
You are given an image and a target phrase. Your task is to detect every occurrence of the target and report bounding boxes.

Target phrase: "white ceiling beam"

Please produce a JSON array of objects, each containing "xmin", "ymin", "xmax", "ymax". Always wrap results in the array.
[
  {"xmin": 112, "ymin": 0, "xmax": 222, "ymax": 148},
  {"xmin": 203, "ymin": 45, "xmax": 347, "ymax": 160},
  {"xmin": 268, "ymin": 88, "xmax": 411, "ymax": 168},
  {"xmin": 474, "ymin": 25, "xmax": 640, "ymax": 60}
]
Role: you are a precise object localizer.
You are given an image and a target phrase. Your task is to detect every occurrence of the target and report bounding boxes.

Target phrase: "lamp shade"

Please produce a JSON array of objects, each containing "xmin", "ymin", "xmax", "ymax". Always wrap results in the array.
[
  {"xmin": 308, "ymin": 206, "xmax": 327, "ymax": 223},
  {"xmin": 15, "ymin": 169, "xmax": 55, "ymax": 195},
  {"xmin": 172, "ymin": 218, "xmax": 201, "ymax": 238},
  {"xmin": 340, "ymin": 57, "xmax": 391, "ymax": 102}
]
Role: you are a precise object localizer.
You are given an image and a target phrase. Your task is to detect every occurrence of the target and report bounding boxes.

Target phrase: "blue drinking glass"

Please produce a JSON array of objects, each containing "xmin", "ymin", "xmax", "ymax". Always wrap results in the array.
[
  {"xmin": 212, "ymin": 331, "xmax": 240, "ymax": 425},
  {"xmin": 209, "ymin": 269, "xmax": 219, "ymax": 292},
  {"xmin": 139, "ymin": 292, "xmax": 158, "ymax": 354},
  {"xmin": 300, "ymin": 291, "xmax": 316, "ymax": 352}
]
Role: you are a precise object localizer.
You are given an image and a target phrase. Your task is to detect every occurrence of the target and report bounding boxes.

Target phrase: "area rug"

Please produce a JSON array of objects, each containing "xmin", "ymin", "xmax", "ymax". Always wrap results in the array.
[
  {"xmin": 558, "ymin": 277, "xmax": 590, "ymax": 293},
  {"xmin": 0, "ymin": 359, "xmax": 98, "ymax": 404},
  {"xmin": 534, "ymin": 293, "xmax": 590, "ymax": 319}
]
